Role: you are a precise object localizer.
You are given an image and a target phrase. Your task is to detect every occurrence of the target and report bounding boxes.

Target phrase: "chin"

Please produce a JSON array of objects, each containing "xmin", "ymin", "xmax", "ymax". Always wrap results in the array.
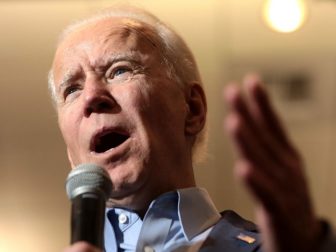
[
  {"xmin": 106, "ymin": 176, "xmax": 155, "ymax": 211},
  {"xmin": 108, "ymin": 171, "xmax": 143, "ymax": 197},
  {"xmin": 107, "ymin": 193, "xmax": 137, "ymax": 209},
  {"xmin": 106, "ymin": 190, "xmax": 149, "ymax": 212}
]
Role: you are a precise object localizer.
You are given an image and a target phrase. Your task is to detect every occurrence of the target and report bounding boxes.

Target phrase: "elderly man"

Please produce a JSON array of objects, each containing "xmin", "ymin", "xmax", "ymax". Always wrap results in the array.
[{"xmin": 48, "ymin": 6, "xmax": 333, "ymax": 252}]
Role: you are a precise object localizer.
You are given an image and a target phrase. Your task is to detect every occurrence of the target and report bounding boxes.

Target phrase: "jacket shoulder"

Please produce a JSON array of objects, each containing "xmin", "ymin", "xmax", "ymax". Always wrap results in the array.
[
  {"xmin": 199, "ymin": 210, "xmax": 262, "ymax": 252},
  {"xmin": 220, "ymin": 210, "xmax": 258, "ymax": 232}
]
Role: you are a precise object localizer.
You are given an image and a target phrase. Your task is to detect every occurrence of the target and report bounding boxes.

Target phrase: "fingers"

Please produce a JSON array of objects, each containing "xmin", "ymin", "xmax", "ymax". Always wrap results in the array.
[
  {"xmin": 225, "ymin": 111, "xmax": 284, "ymax": 182},
  {"xmin": 234, "ymin": 159, "xmax": 282, "ymax": 214},
  {"xmin": 224, "ymin": 74, "xmax": 322, "ymax": 252},
  {"xmin": 225, "ymin": 75, "xmax": 290, "ymax": 152},
  {"xmin": 225, "ymin": 78, "xmax": 300, "ymax": 180},
  {"xmin": 63, "ymin": 242, "xmax": 101, "ymax": 252},
  {"xmin": 244, "ymin": 75, "xmax": 295, "ymax": 152},
  {"xmin": 223, "ymin": 74, "xmax": 307, "ymax": 211},
  {"xmin": 244, "ymin": 76, "xmax": 305, "ymax": 178}
]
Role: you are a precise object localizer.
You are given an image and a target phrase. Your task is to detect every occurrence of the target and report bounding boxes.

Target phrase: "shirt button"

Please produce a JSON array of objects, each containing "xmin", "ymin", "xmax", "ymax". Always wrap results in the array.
[
  {"xmin": 144, "ymin": 246, "xmax": 155, "ymax": 252},
  {"xmin": 118, "ymin": 213, "xmax": 128, "ymax": 224}
]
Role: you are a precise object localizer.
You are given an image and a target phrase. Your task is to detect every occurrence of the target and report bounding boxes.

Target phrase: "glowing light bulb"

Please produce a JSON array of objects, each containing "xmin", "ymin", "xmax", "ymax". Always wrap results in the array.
[{"xmin": 263, "ymin": 0, "xmax": 307, "ymax": 33}]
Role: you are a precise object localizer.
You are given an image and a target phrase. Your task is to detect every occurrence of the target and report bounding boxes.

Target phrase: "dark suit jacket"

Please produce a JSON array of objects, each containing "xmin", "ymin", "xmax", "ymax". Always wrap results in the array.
[{"xmin": 199, "ymin": 210, "xmax": 262, "ymax": 252}]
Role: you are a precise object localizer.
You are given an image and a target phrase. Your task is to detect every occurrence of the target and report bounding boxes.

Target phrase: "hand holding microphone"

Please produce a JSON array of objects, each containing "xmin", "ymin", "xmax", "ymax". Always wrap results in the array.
[{"xmin": 63, "ymin": 241, "xmax": 102, "ymax": 252}]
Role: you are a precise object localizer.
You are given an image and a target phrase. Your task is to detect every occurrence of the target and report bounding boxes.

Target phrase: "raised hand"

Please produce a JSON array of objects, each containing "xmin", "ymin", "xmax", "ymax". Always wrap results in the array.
[{"xmin": 224, "ymin": 74, "xmax": 323, "ymax": 252}]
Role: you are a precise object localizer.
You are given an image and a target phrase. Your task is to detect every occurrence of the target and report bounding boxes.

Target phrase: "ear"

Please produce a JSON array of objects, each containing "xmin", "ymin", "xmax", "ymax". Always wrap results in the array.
[
  {"xmin": 66, "ymin": 148, "xmax": 75, "ymax": 169},
  {"xmin": 184, "ymin": 83, "xmax": 207, "ymax": 136}
]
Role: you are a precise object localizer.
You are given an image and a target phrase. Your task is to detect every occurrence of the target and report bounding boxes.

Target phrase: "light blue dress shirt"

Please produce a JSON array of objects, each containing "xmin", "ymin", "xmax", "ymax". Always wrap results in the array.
[{"xmin": 104, "ymin": 187, "xmax": 221, "ymax": 252}]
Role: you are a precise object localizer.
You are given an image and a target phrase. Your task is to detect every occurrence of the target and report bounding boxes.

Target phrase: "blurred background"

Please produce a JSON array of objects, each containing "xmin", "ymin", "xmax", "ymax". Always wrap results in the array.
[{"xmin": 1, "ymin": 0, "xmax": 336, "ymax": 251}]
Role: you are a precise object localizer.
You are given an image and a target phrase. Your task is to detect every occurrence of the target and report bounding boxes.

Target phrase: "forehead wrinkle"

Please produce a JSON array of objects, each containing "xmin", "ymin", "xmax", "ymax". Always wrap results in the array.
[
  {"xmin": 91, "ymin": 51, "xmax": 143, "ymax": 70},
  {"xmin": 54, "ymin": 40, "xmax": 90, "ymax": 87},
  {"xmin": 57, "ymin": 52, "xmax": 145, "ymax": 94},
  {"xmin": 54, "ymin": 18, "xmax": 165, "ymax": 93},
  {"xmin": 123, "ymin": 22, "xmax": 160, "ymax": 49},
  {"xmin": 100, "ymin": 20, "xmax": 162, "ymax": 55},
  {"xmin": 121, "ymin": 24, "xmax": 167, "ymax": 70},
  {"xmin": 57, "ymin": 69, "xmax": 79, "ymax": 92}
]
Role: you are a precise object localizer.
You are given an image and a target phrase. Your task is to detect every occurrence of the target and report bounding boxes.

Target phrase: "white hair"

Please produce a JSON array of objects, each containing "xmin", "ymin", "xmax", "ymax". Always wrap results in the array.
[{"xmin": 48, "ymin": 5, "xmax": 207, "ymax": 163}]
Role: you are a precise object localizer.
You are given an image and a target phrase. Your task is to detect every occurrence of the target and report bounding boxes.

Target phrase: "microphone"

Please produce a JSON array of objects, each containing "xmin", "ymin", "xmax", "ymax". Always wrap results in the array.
[{"xmin": 66, "ymin": 164, "xmax": 112, "ymax": 249}]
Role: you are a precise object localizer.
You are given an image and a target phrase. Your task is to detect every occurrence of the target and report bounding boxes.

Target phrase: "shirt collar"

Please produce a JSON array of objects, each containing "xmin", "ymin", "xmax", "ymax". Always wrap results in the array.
[
  {"xmin": 177, "ymin": 187, "xmax": 221, "ymax": 241},
  {"xmin": 105, "ymin": 187, "xmax": 221, "ymax": 243}
]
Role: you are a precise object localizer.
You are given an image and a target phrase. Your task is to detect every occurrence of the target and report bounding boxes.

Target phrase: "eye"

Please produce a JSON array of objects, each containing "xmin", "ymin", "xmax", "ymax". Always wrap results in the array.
[
  {"xmin": 106, "ymin": 65, "xmax": 133, "ymax": 82},
  {"xmin": 63, "ymin": 84, "xmax": 81, "ymax": 100},
  {"xmin": 114, "ymin": 68, "xmax": 130, "ymax": 76}
]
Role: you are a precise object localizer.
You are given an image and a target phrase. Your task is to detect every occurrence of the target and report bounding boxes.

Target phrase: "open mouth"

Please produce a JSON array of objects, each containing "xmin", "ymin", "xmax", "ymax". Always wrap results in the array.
[{"xmin": 91, "ymin": 130, "xmax": 129, "ymax": 153}]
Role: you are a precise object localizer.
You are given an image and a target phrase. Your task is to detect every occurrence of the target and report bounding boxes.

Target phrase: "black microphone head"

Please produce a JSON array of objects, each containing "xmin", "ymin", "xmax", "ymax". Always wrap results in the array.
[{"xmin": 66, "ymin": 164, "xmax": 112, "ymax": 200}]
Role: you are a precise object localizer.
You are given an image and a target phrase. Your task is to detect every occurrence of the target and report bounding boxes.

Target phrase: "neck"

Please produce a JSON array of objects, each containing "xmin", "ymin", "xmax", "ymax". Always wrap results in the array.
[{"xmin": 106, "ymin": 179, "xmax": 196, "ymax": 218}]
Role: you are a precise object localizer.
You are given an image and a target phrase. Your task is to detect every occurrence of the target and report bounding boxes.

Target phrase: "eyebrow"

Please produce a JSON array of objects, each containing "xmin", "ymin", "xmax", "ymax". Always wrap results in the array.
[
  {"xmin": 92, "ymin": 51, "xmax": 143, "ymax": 70},
  {"xmin": 57, "ymin": 70, "xmax": 81, "ymax": 95},
  {"xmin": 57, "ymin": 70, "xmax": 79, "ymax": 94},
  {"xmin": 57, "ymin": 52, "xmax": 144, "ymax": 94}
]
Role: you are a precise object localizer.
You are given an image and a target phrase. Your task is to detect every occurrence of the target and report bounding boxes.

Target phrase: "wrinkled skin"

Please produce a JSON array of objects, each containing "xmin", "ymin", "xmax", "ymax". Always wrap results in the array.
[{"xmin": 52, "ymin": 17, "xmax": 206, "ymax": 213}]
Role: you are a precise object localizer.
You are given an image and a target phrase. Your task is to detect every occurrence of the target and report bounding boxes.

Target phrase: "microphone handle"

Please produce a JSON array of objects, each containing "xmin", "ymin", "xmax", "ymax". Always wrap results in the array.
[{"xmin": 71, "ymin": 193, "xmax": 105, "ymax": 249}]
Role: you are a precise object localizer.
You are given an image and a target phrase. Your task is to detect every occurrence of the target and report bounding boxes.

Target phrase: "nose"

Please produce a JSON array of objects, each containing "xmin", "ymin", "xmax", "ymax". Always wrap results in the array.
[{"xmin": 83, "ymin": 79, "xmax": 117, "ymax": 117}]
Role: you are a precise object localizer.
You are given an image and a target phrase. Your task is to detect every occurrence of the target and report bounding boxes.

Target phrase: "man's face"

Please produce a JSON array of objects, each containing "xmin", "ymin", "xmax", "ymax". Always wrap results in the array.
[{"xmin": 52, "ymin": 18, "xmax": 194, "ymax": 208}]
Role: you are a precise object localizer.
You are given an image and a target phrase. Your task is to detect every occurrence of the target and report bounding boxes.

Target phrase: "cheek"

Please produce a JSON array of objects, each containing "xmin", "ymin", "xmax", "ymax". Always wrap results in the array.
[
  {"xmin": 58, "ymin": 109, "xmax": 79, "ymax": 147},
  {"xmin": 136, "ymin": 83, "xmax": 187, "ymax": 140},
  {"xmin": 116, "ymin": 82, "xmax": 151, "ymax": 115},
  {"xmin": 144, "ymin": 83, "xmax": 186, "ymax": 122}
]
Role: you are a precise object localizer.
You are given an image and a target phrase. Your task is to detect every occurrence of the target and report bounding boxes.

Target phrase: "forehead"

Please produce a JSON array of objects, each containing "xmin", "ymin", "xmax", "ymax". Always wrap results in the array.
[
  {"xmin": 63, "ymin": 17, "xmax": 160, "ymax": 49},
  {"xmin": 52, "ymin": 17, "xmax": 163, "ymax": 82}
]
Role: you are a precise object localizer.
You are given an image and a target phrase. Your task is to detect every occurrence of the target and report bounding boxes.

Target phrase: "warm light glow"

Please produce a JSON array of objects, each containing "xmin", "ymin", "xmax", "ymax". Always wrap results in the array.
[{"xmin": 263, "ymin": 0, "xmax": 307, "ymax": 33}]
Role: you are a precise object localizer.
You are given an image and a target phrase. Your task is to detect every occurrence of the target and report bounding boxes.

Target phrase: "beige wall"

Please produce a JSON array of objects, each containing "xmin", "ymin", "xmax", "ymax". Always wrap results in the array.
[{"xmin": 1, "ymin": 0, "xmax": 336, "ymax": 251}]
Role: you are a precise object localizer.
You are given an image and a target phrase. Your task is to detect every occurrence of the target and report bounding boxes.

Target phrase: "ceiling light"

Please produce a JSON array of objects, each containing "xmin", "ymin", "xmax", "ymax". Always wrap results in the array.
[{"xmin": 263, "ymin": 0, "xmax": 307, "ymax": 33}]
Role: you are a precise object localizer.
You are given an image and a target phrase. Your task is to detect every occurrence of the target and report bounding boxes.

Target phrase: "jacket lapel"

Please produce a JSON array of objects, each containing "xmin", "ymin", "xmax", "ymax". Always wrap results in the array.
[{"xmin": 199, "ymin": 217, "xmax": 262, "ymax": 252}]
